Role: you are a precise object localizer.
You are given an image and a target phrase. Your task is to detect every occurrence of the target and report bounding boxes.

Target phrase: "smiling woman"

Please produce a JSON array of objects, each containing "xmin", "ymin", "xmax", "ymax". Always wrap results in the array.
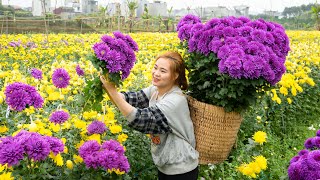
[{"xmin": 100, "ymin": 51, "xmax": 199, "ymax": 179}]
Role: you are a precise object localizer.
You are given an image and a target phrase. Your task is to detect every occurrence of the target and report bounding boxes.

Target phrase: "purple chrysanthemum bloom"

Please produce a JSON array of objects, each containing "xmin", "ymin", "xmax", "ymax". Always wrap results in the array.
[
  {"xmin": 76, "ymin": 64, "xmax": 85, "ymax": 76},
  {"xmin": 304, "ymin": 137, "xmax": 315, "ymax": 149},
  {"xmin": 52, "ymin": 68, "xmax": 70, "ymax": 88},
  {"xmin": 222, "ymin": 26, "xmax": 235, "ymax": 37},
  {"xmin": 317, "ymin": 130, "xmax": 320, "ymax": 137},
  {"xmin": 288, "ymin": 161, "xmax": 302, "ymax": 180},
  {"xmin": 4, "ymin": 82, "xmax": 44, "ymax": 111},
  {"xmin": 98, "ymin": 150, "xmax": 119, "ymax": 170},
  {"xmin": 311, "ymin": 136, "xmax": 320, "ymax": 149},
  {"xmin": 176, "ymin": 14, "xmax": 201, "ymax": 31},
  {"xmin": 105, "ymin": 50, "xmax": 122, "ymax": 73},
  {"xmin": 298, "ymin": 149, "xmax": 309, "ymax": 156},
  {"xmin": 102, "ymin": 139, "xmax": 125, "ymax": 155},
  {"xmin": 101, "ymin": 35, "xmax": 114, "ymax": 45},
  {"xmin": 178, "ymin": 24, "xmax": 193, "ymax": 41},
  {"xmin": 30, "ymin": 68, "xmax": 43, "ymax": 80},
  {"xmin": 204, "ymin": 18, "xmax": 220, "ymax": 30},
  {"xmin": 26, "ymin": 42, "xmax": 37, "ymax": 49},
  {"xmin": 290, "ymin": 155, "xmax": 300, "ymax": 164},
  {"xmin": 24, "ymin": 136, "xmax": 51, "ymax": 161},
  {"xmin": 79, "ymin": 140, "xmax": 101, "ymax": 159},
  {"xmin": 8, "ymin": 41, "xmax": 21, "ymax": 47},
  {"xmin": 238, "ymin": 26, "xmax": 253, "ymax": 37},
  {"xmin": 306, "ymin": 150, "xmax": 320, "ymax": 170},
  {"xmin": 113, "ymin": 31, "xmax": 139, "ymax": 51},
  {"xmin": 116, "ymin": 155, "xmax": 130, "ymax": 172},
  {"xmin": 0, "ymin": 140, "xmax": 24, "ymax": 166},
  {"xmin": 208, "ymin": 39, "xmax": 223, "ymax": 53},
  {"xmin": 83, "ymin": 152, "xmax": 101, "ymax": 169},
  {"xmin": 242, "ymin": 58, "xmax": 257, "ymax": 79},
  {"xmin": 49, "ymin": 110, "xmax": 69, "ymax": 124},
  {"xmin": 44, "ymin": 136, "xmax": 64, "ymax": 155},
  {"xmin": 93, "ymin": 42, "xmax": 111, "ymax": 61},
  {"xmin": 231, "ymin": 19, "xmax": 244, "ymax": 28},
  {"xmin": 224, "ymin": 56, "xmax": 242, "ymax": 70},
  {"xmin": 87, "ymin": 120, "xmax": 107, "ymax": 135},
  {"xmin": 217, "ymin": 45, "xmax": 231, "ymax": 60},
  {"xmin": 251, "ymin": 29, "xmax": 267, "ymax": 43}
]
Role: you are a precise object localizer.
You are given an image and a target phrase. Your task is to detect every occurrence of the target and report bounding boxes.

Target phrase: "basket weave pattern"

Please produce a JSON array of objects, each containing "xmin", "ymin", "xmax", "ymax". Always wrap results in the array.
[{"xmin": 187, "ymin": 96, "xmax": 243, "ymax": 164}]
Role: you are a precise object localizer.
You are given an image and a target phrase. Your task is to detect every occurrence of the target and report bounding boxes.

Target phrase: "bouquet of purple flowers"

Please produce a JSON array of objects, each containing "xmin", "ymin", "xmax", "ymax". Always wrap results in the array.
[
  {"xmin": 84, "ymin": 31, "xmax": 138, "ymax": 111},
  {"xmin": 177, "ymin": 15, "xmax": 290, "ymax": 112},
  {"xmin": 288, "ymin": 130, "xmax": 320, "ymax": 180}
]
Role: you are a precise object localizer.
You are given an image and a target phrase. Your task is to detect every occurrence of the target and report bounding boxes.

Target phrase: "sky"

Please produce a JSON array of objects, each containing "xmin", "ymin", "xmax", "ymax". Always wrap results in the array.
[{"xmin": 2, "ymin": 0, "xmax": 317, "ymax": 14}]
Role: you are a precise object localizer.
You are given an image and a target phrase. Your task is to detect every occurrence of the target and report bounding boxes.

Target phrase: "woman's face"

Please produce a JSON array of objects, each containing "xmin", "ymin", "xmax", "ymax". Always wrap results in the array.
[{"xmin": 151, "ymin": 58, "xmax": 178, "ymax": 89}]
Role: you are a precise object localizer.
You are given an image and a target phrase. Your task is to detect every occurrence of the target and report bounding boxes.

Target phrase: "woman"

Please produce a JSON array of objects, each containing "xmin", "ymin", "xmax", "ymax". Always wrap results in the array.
[{"xmin": 100, "ymin": 51, "xmax": 199, "ymax": 179}]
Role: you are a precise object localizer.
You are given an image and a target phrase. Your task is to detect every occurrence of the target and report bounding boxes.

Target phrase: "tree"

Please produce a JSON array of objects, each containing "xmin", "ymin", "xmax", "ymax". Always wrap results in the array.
[
  {"xmin": 311, "ymin": 3, "xmax": 320, "ymax": 30},
  {"xmin": 126, "ymin": 0, "xmax": 138, "ymax": 32}
]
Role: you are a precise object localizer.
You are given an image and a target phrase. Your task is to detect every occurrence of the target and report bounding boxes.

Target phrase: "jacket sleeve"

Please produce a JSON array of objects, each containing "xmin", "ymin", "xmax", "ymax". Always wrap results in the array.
[
  {"xmin": 121, "ymin": 90, "xmax": 149, "ymax": 109},
  {"xmin": 126, "ymin": 105, "xmax": 173, "ymax": 134}
]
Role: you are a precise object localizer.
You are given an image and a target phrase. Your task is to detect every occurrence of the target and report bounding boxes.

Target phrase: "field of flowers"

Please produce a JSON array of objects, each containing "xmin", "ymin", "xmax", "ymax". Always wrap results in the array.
[{"xmin": 0, "ymin": 31, "xmax": 319, "ymax": 179}]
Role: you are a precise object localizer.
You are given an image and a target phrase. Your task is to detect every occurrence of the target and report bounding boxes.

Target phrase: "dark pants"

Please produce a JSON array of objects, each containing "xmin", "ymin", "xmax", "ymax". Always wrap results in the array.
[{"xmin": 158, "ymin": 167, "xmax": 199, "ymax": 180}]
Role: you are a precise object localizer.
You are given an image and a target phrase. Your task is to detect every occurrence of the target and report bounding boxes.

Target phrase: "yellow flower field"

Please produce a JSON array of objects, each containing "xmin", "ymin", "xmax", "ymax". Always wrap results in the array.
[{"xmin": 0, "ymin": 31, "xmax": 319, "ymax": 179}]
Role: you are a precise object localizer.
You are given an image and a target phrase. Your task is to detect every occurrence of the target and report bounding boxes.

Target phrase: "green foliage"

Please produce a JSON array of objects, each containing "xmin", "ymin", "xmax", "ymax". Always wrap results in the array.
[{"xmin": 181, "ymin": 42, "xmax": 271, "ymax": 113}]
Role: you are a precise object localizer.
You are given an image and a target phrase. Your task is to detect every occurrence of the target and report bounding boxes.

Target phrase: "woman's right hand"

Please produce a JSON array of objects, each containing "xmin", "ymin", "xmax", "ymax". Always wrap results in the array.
[{"xmin": 100, "ymin": 75, "xmax": 116, "ymax": 93}]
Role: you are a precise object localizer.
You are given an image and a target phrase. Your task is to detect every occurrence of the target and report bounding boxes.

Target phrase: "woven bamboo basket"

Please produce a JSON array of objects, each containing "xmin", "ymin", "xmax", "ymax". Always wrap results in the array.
[{"xmin": 187, "ymin": 96, "xmax": 243, "ymax": 164}]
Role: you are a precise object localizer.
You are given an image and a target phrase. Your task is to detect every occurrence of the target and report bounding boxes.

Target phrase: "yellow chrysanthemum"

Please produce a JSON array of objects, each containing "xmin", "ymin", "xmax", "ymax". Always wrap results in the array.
[
  {"xmin": 248, "ymin": 161, "xmax": 261, "ymax": 174},
  {"xmin": 109, "ymin": 125, "xmax": 122, "ymax": 134},
  {"xmin": 253, "ymin": 131, "xmax": 267, "ymax": 145},
  {"xmin": 74, "ymin": 119, "xmax": 87, "ymax": 129},
  {"xmin": 66, "ymin": 160, "xmax": 73, "ymax": 169},
  {"xmin": 73, "ymin": 154, "xmax": 83, "ymax": 164},
  {"xmin": 83, "ymin": 111, "xmax": 98, "ymax": 120},
  {"xmin": 0, "ymin": 172, "xmax": 14, "ymax": 180},
  {"xmin": 117, "ymin": 133, "xmax": 128, "ymax": 143},
  {"xmin": 287, "ymin": 98, "xmax": 292, "ymax": 104},
  {"xmin": 254, "ymin": 155, "xmax": 268, "ymax": 170},
  {"xmin": 0, "ymin": 126, "xmax": 8, "ymax": 134},
  {"xmin": 87, "ymin": 134, "xmax": 101, "ymax": 144}
]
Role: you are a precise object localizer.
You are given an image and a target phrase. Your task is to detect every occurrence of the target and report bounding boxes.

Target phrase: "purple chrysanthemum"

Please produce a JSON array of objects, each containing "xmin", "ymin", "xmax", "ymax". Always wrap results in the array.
[
  {"xmin": 0, "ymin": 131, "xmax": 63, "ymax": 166},
  {"xmin": 176, "ymin": 14, "xmax": 201, "ymax": 31},
  {"xmin": 306, "ymin": 150, "xmax": 320, "ymax": 170},
  {"xmin": 30, "ymin": 68, "xmax": 43, "ymax": 80},
  {"xmin": 79, "ymin": 140, "xmax": 101, "ymax": 159},
  {"xmin": 113, "ymin": 31, "xmax": 139, "ymax": 51},
  {"xmin": 98, "ymin": 150, "xmax": 119, "ymax": 170},
  {"xmin": 116, "ymin": 155, "xmax": 130, "ymax": 172},
  {"xmin": 52, "ymin": 68, "xmax": 70, "ymax": 88},
  {"xmin": 76, "ymin": 64, "xmax": 85, "ymax": 76},
  {"xmin": 298, "ymin": 149, "xmax": 309, "ymax": 156},
  {"xmin": 177, "ymin": 15, "xmax": 290, "ymax": 84},
  {"xmin": 87, "ymin": 120, "xmax": 107, "ymax": 135},
  {"xmin": 93, "ymin": 32, "xmax": 138, "ymax": 80},
  {"xmin": 305, "ymin": 138, "xmax": 315, "ymax": 149},
  {"xmin": 44, "ymin": 136, "xmax": 64, "ymax": 155},
  {"xmin": 288, "ymin": 161, "xmax": 302, "ymax": 180},
  {"xmin": 312, "ymin": 137, "xmax": 320, "ymax": 149},
  {"xmin": 316, "ymin": 129, "xmax": 320, "ymax": 137},
  {"xmin": 102, "ymin": 139, "xmax": 125, "ymax": 155},
  {"xmin": 4, "ymin": 82, "xmax": 44, "ymax": 111},
  {"xmin": 49, "ymin": 110, "xmax": 69, "ymax": 124},
  {"xmin": 24, "ymin": 136, "xmax": 51, "ymax": 161},
  {"xmin": 0, "ymin": 140, "xmax": 24, "ymax": 166},
  {"xmin": 78, "ymin": 140, "xmax": 129, "ymax": 172}
]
